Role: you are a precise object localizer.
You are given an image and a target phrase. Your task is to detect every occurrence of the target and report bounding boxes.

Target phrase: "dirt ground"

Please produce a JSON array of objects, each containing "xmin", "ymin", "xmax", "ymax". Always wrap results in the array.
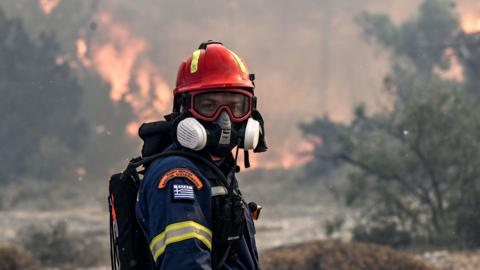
[
  {"xmin": 419, "ymin": 250, "xmax": 480, "ymax": 270},
  {"xmin": 2, "ymin": 209, "xmax": 480, "ymax": 270}
]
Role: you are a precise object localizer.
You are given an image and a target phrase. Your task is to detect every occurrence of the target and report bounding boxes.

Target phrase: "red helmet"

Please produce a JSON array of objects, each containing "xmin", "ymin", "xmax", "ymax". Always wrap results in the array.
[
  {"xmin": 173, "ymin": 41, "xmax": 256, "ymax": 122},
  {"xmin": 174, "ymin": 41, "xmax": 254, "ymax": 95}
]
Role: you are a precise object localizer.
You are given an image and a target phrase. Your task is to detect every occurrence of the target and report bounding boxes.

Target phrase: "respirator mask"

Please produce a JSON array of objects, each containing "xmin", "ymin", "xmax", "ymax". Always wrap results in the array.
[
  {"xmin": 176, "ymin": 111, "xmax": 260, "ymax": 156},
  {"xmin": 174, "ymin": 89, "xmax": 266, "ymax": 157}
]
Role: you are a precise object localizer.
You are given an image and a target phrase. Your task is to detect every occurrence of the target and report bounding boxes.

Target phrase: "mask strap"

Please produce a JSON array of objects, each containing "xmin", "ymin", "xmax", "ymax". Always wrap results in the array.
[
  {"xmin": 230, "ymin": 144, "xmax": 241, "ymax": 192},
  {"xmin": 244, "ymin": 150, "xmax": 250, "ymax": 168}
]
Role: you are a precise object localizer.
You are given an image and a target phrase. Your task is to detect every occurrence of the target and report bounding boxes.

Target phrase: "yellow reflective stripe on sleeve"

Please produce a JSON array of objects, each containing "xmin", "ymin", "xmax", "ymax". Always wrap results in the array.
[
  {"xmin": 149, "ymin": 221, "xmax": 212, "ymax": 262},
  {"xmin": 228, "ymin": 50, "xmax": 246, "ymax": 73},
  {"xmin": 190, "ymin": 50, "xmax": 201, "ymax": 73}
]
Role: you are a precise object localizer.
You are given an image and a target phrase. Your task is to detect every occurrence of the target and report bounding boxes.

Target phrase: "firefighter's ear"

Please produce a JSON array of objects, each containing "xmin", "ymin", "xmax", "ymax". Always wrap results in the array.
[{"xmin": 251, "ymin": 110, "xmax": 268, "ymax": 153}]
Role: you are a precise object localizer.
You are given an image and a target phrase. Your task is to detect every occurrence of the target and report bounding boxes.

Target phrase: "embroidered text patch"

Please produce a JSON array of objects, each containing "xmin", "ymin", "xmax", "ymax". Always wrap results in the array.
[{"xmin": 158, "ymin": 168, "xmax": 203, "ymax": 189}]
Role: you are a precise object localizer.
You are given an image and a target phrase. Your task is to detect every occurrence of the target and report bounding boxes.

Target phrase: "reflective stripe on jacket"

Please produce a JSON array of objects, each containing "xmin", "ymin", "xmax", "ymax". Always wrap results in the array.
[{"xmin": 135, "ymin": 150, "xmax": 261, "ymax": 270}]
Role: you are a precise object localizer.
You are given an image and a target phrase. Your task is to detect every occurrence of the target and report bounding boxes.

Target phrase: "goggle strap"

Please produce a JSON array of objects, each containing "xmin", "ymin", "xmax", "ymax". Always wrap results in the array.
[
  {"xmin": 181, "ymin": 93, "xmax": 192, "ymax": 109},
  {"xmin": 173, "ymin": 95, "xmax": 182, "ymax": 112}
]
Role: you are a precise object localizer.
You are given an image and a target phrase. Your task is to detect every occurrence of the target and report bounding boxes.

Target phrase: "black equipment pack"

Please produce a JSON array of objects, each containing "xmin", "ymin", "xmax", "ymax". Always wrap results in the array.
[{"xmin": 108, "ymin": 120, "xmax": 247, "ymax": 270}]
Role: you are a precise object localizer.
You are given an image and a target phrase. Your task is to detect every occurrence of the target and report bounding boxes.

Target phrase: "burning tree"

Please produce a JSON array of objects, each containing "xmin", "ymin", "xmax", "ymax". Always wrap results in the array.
[{"xmin": 302, "ymin": 0, "xmax": 480, "ymax": 248}]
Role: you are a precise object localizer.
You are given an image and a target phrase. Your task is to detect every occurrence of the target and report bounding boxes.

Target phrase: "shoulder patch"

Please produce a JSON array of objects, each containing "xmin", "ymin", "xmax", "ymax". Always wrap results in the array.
[
  {"xmin": 172, "ymin": 184, "xmax": 195, "ymax": 200},
  {"xmin": 158, "ymin": 168, "xmax": 203, "ymax": 189}
]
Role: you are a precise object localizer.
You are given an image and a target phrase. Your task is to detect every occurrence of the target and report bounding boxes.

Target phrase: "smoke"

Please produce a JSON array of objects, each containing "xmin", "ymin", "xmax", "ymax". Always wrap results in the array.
[
  {"xmin": 6, "ymin": 0, "xmax": 479, "ymax": 168},
  {"xmin": 436, "ymin": 48, "xmax": 464, "ymax": 81}
]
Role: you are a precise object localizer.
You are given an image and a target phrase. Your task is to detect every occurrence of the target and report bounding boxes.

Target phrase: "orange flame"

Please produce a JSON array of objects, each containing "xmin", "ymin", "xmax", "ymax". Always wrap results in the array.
[
  {"xmin": 91, "ymin": 12, "xmax": 147, "ymax": 102},
  {"xmin": 280, "ymin": 140, "xmax": 314, "ymax": 169},
  {"xmin": 461, "ymin": 14, "xmax": 480, "ymax": 34},
  {"xmin": 247, "ymin": 140, "xmax": 314, "ymax": 169},
  {"xmin": 89, "ymin": 12, "xmax": 171, "ymax": 136},
  {"xmin": 76, "ymin": 39, "xmax": 91, "ymax": 67},
  {"xmin": 39, "ymin": 0, "xmax": 60, "ymax": 15}
]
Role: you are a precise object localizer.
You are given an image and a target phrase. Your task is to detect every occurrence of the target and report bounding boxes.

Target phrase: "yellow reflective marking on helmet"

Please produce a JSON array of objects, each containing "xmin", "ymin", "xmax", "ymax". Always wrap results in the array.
[
  {"xmin": 190, "ymin": 50, "xmax": 201, "ymax": 73},
  {"xmin": 228, "ymin": 50, "xmax": 246, "ymax": 73}
]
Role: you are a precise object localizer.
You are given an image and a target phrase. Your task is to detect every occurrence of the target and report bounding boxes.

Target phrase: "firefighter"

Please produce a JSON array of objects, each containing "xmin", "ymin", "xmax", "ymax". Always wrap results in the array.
[{"xmin": 135, "ymin": 41, "xmax": 267, "ymax": 269}]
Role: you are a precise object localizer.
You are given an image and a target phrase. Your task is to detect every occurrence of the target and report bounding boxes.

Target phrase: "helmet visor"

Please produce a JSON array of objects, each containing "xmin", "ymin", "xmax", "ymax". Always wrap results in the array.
[{"xmin": 192, "ymin": 91, "xmax": 251, "ymax": 121}]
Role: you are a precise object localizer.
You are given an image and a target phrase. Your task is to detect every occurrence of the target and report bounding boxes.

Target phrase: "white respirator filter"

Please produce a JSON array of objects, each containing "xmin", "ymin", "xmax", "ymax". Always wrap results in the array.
[
  {"xmin": 243, "ymin": 118, "xmax": 260, "ymax": 150},
  {"xmin": 176, "ymin": 117, "xmax": 207, "ymax": 150}
]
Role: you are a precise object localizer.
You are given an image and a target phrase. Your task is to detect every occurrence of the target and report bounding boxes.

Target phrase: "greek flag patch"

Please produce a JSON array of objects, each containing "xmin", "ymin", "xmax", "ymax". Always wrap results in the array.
[{"xmin": 172, "ymin": 184, "xmax": 195, "ymax": 200}]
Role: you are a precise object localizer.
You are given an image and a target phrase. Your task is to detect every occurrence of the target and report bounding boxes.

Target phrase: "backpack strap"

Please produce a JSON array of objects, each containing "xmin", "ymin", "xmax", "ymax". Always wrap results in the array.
[{"xmin": 131, "ymin": 150, "xmax": 229, "ymax": 188}]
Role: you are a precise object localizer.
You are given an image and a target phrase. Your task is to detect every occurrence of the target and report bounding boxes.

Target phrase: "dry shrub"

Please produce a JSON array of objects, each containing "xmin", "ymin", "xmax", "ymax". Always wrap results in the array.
[
  {"xmin": 19, "ymin": 221, "xmax": 107, "ymax": 269},
  {"xmin": 260, "ymin": 240, "xmax": 436, "ymax": 270},
  {"xmin": 0, "ymin": 242, "xmax": 40, "ymax": 270}
]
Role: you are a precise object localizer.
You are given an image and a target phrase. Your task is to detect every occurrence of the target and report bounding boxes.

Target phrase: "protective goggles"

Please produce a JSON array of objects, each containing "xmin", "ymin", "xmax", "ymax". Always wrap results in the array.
[{"xmin": 188, "ymin": 89, "xmax": 254, "ymax": 122}]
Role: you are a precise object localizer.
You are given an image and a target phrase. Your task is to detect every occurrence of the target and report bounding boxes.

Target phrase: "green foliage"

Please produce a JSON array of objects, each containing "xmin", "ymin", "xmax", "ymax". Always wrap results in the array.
[
  {"xmin": 356, "ymin": 0, "xmax": 459, "ymax": 73},
  {"xmin": 324, "ymin": 215, "xmax": 345, "ymax": 237},
  {"xmin": 0, "ymin": 7, "xmax": 88, "ymax": 185},
  {"xmin": 302, "ymin": 0, "xmax": 480, "ymax": 248},
  {"xmin": 0, "ymin": 3, "xmax": 141, "ymax": 210},
  {"xmin": 352, "ymin": 222, "xmax": 412, "ymax": 249},
  {"xmin": 299, "ymin": 116, "xmax": 349, "ymax": 178}
]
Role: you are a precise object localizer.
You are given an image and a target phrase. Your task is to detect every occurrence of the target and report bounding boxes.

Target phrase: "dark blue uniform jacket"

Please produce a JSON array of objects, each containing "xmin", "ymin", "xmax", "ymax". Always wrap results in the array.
[{"xmin": 136, "ymin": 146, "xmax": 261, "ymax": 270}]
